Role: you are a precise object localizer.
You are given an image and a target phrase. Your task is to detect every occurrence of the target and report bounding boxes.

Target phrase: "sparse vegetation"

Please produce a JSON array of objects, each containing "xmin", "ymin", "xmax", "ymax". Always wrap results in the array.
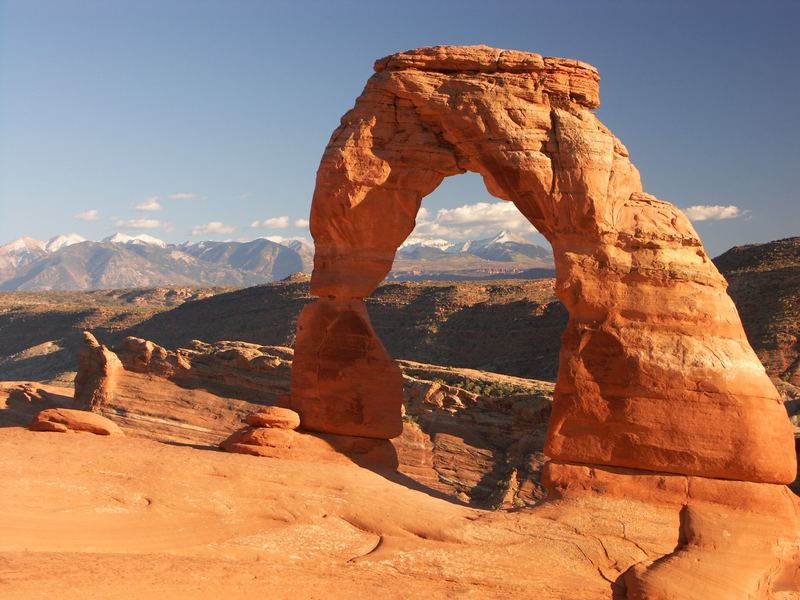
[{"xmin": 402, "ymin": 413, "xmax": 420, "ymax": 425}]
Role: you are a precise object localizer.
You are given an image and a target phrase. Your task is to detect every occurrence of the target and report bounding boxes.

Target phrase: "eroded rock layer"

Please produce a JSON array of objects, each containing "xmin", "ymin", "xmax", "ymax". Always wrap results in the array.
[
  {"xmin": 73, "ymin": 332, "xmax": 295, "ymax": 445},
  {"xmin": 65, "ymin": 332, "xmax": 555, "ymax": 505},
  {"xmin": 293, "ymin": 44, "xmax": 795, "ymax": 485}
]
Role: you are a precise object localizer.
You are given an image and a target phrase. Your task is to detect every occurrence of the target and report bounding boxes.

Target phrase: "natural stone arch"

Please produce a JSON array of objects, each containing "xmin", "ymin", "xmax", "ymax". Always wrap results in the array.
[{"xmin": 290, "ymin": 45, "xmax": 795, "ymax": 485}]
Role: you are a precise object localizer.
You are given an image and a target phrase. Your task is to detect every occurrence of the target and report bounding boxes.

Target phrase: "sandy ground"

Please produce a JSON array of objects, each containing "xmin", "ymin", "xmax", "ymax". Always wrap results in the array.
[{"xmin": 0, "ymin": 427, "xmax": 677, "ymax": 599}]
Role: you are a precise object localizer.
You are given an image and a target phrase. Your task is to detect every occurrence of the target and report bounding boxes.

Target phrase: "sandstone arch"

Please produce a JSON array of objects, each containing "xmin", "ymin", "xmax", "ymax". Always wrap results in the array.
[{"xmin": 290, "ymin": 45, "xmax": 795, "ymax": 487}]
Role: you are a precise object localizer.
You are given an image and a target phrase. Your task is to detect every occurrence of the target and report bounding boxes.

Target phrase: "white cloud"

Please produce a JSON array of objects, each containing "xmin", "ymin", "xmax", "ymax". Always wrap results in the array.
[
  {"xmin": 135, "ymin": 196, "xmax": 161, "ymax": 211},
  {"xmin": 409, "ymin": 201, "xmax": 537, "ymax": 242},
  {"xmin": 684, "ymin": 204, "xmax": 745, "ymax": 221},
  {"xmin": 191, "ymin": 221, "xmax": 235, "ymax": 236},
  {"xmin": 251, "ymin": 216, "xmax": 289, "ymax": 229},
  {"xmin": 169, "ymin": 192, "xmax": 197, "ymax": 201},
  {"xmin": 75, "ymin": 209, "xmax": 99, "ymax": 221},
  {"xmin": 114, "ymin": 218, "xmax": 172, "ymax": 230},
  {"xmin": 294, "ymin": 218, "xmax": 310, "ymax": 228}
]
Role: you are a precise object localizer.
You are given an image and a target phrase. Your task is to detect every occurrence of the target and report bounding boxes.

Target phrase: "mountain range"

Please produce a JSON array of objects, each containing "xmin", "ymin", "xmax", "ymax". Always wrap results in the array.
[
  {"xmin": 0, "ymin": 231, "xmax": 554, "ymax": 290},
  {"xmin": 0, "ymin": 234, "xmax": 312, "ymax": 291},
  {"xmin": 391, "ymin": 231, "xmax": 554, "ymax": 281}
]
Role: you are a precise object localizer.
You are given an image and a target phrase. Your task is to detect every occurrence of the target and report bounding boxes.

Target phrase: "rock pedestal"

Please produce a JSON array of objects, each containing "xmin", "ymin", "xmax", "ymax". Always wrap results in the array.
[
  {"xmin": 291, "ymin": 299, "xmax": 404, "ymax": 439},
  {"xmin": 221, "ymin": 406, "xmax": 397, "ymax": 469}
]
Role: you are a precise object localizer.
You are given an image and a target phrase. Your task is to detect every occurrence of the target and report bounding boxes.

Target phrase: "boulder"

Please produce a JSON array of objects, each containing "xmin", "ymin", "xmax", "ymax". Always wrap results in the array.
[{"xmin": 30, "ymin": 408, "xmax": 123, "ymax": 436}]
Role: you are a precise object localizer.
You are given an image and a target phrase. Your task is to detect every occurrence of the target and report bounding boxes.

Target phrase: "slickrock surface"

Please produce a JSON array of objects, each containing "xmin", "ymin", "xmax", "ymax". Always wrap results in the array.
[
  {"xmin": 294, "ymin": 44, "xmax": 795, "ymax": 484},
  {"xmin": 222, "ymin": 405, "xmax": 397, "ymax": 468},
  {"xmin": 1, "ymin": 428, "xmax": 798, "ymax": 599},
  {"xmin": 30, "ymin": 407, "xmax": 123, "ymax": 435},
  {"xmin": 220, "ymin": 425, "xmax": 399, "ymax": 470}
]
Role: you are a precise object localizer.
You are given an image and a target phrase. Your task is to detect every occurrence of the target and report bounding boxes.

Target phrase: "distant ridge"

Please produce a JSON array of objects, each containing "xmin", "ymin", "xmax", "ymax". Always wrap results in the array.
[{"xmin": 0, "ymin": 231, "xmax": 554, "ymax": 290}]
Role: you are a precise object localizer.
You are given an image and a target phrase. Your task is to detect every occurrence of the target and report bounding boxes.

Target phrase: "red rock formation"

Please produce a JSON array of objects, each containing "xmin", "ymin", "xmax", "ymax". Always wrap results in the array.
[
  {"xmin": 544, "ymin": 462, "xmax": 800, "ymax": 598},
  {"xmin": 246, "ymin": 407, "xmax": 301, "ymax": 429},
  {"xmin": 292, "ymin": 44, "xmax": 795, "ymax": 487},
  {"xmin": 74, "ymin": 331, "xmax": 122, "ymax": 409},
  {"xmin": 30, "ymin": 407, "xmax": 123, "ymax": 435},
  {"xmin": 73, "ymin": 333, "xmax": 295, "ymax": 445},
  {"xmin": 0, "ymin": 381, "xmax": 75, "ymax": 426},
  {"xmin": 291, "ymin": 299, "xmax": 403, "ymax": 438},
  {"xmin": 68, "ymin": 333, "xmax": 552, "ymax": 501},
  {"xmin": 286, "ymin": 44, "xmax": 799, "ymax": 596}
]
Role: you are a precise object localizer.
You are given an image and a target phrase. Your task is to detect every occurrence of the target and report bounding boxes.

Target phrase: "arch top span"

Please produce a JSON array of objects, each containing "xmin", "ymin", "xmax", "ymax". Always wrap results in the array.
[
  {"xmin": 374, "ymin": 45, "xmax": 601, "ymax": 109},
  {"xmin": 292, "ymin": 45, "xmax": 796, "ymax": 486},
  {"xmin": 308, "ymin": 45, "xmax": 642, "ymax": 298}
]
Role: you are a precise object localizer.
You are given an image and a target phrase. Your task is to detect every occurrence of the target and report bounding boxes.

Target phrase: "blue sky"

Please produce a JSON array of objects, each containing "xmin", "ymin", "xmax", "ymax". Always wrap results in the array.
[{"xmin": 0, "ymin": 0, "xmax": 797, "ymax": 256}]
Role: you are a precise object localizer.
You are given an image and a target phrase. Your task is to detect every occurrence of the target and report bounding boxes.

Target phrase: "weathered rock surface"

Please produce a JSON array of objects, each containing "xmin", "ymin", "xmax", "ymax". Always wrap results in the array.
[
  {"xmin": 2, "ymin": 428, "xmax": 798, "ymax": 599},
  {"xmin": 0, "ymin": 380, "xmax": 75, "ymax": 426},
  {"xmin": 30, "ymin": 407, "xmax": 123, "ymax": 435},
  {"xmin": 544, "ymin": 462, "xmax": 800, "ymax": 598},
  {"xmin": 221, "ymin": 425, "xmax": 398, "ymax": 470},
  {"xmin": 222, "ymin": 405, "xmax": 397, "ymax": 470},
  {"xmin": 397, "ymin": 360, "xmax": 554, "ymax": 506},
  {"xmin": 72, "ymin": 332, "xmax": 294, "ymax": 445},
  {"xmin": 291, "ymin": 299, "xmax": 404, "ymax": 439},
  {"xmin": 294, "ymin": 44, "xmax": 795, "ymax": 485},
  {"xmin": 245, "ymin": 406, "xmax": 300, "ymax": 429},
  {"xmin": 64, "ymin": 332, "xmax": 555, "ymax": 506}
]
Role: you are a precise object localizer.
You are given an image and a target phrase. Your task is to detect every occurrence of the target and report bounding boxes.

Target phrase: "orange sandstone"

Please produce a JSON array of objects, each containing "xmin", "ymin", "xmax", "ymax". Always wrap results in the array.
[
  {"xmin": 291, "ymin": 44, "xmax": 795, "ymax": 485},
  {"xmin": 30, "ymin": 407, "xmax": 123, "ymax": 436}
]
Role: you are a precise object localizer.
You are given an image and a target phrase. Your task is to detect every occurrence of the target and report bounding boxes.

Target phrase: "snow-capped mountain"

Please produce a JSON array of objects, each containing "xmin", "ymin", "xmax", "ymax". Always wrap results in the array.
[
  {"xmin": 0, "ymin": 229, "xmax": 553, "ymax": 290},
  {"xmin": 1, "ymin": 234, "xmax": 87, "ymax": 256},
  {"xmin": 102, "ymin": 233, "xmax": 167, "ymax": 248},
  {"xmin": 45, "ymin": 233, "xmax": 88, "ymax": 252},
  {"xmin": 0, "ymin": 237, "xmax": 47, "ymax": 256},
  {"xmin": 400, "ymin": 238, "xmax": 455, "ymax": 251},
  {"xmin": 446, "ymin": 230, "xmax": 551, "ymax": 262},
  {"xmin": 0, "ymin": 234, "xmax": 312, "ymax": 291},
  {"xmin": 392, "ymin": 230, "xmax": 554, "ymax": 281},
  {"xmin": 398, "ymin": 230, "xmax": 551, "ymax": 262}
]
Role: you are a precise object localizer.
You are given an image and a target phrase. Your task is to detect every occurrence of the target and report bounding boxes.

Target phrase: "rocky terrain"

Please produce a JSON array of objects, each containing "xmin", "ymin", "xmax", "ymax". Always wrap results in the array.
[
  {"xmin": 1, "ymin": 333, "xmax": 555, "ymax": 507},
  {"xmin": 0, "ymin": 286, "xmax": 231, "ymax": 385},
  {"xmin": 288, "ymin": 42, "xmax": 798, "ymax": 597},
  {"xmin": 715, "ymin": 236, "xmax": 800, "ymax": 398},
  {"xmin": 3, "ymin": 426, "xmax": 745, "ymax": 600}
]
